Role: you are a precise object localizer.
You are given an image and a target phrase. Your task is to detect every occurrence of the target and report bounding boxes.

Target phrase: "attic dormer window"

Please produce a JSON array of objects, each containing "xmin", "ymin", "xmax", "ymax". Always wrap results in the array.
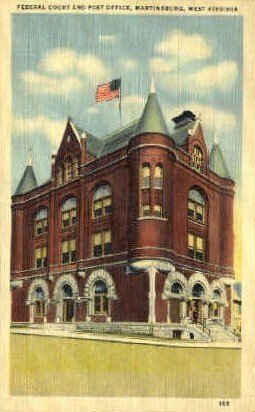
[{"xmin": 192, "ymin": 146, "xmax": 203, "ymax": 171}]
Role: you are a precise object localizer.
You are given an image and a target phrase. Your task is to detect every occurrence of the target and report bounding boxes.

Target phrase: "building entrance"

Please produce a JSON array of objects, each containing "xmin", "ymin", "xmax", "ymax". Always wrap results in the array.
[{"xmin": 63, "ymin": 299, "xmax": 74, "ymax": 322}]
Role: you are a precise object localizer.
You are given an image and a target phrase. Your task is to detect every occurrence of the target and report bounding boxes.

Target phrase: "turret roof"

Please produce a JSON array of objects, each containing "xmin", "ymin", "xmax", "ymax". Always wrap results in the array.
[
  {"xmin": 14, "ymin": 165, "xmax": 38, "ymax": 195},
  {"xmin": 209, "ymin": 143, "xmax": 231, "ymax": 179}
]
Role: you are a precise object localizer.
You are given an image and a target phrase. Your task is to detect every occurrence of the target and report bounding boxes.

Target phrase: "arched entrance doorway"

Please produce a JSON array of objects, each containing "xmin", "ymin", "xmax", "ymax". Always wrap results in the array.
[
  {"xmin": 169, "ymin": 282, "xmax": 183, "ymax": 323},
  {"xmin": 62, "ymin": 284, "xmax": 74, "ymax": 322},
  {"xmin": 189, "ymin": 283, "xmax": 205, "ymax": 324}
]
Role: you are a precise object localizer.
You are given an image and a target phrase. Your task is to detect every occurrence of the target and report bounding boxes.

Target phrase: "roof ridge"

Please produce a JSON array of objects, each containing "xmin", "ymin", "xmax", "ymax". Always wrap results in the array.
[{"xmin": 102, "ymin": 118, "xmax": 140, "ymax": 142}]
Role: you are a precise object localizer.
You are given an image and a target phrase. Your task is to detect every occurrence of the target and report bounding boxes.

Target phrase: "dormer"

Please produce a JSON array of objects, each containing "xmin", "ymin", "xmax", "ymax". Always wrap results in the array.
[
  {"xmin": 171, "ymin": 111, "xmax": 209, "ymax": 174},
  {"xmin": 53, "ymin": 118, "xmax": 82, "ymax": 186}
]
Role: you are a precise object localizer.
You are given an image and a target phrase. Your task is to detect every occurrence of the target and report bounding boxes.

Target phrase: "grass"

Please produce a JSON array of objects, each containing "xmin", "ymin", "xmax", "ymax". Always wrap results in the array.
[{"xmin": 10, "ymin": 334, "xmax": 240, "ymax": 397}]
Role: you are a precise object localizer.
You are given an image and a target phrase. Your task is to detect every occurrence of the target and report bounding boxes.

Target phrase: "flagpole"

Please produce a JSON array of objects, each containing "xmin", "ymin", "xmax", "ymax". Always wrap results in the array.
[{"xmin": 118, "ymin": 85, "xmax": 122, "ymax": 128}]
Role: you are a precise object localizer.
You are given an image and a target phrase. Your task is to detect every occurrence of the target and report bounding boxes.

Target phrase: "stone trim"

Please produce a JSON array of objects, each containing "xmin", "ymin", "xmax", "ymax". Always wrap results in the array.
[
  {"xmin": 27, "ymin": 278, "xmax": 49, "ymax": 302},
  {"xmin": 84, "ymin": 269, "xmax": 117, "ymax": 300},
  {"xmin": 53, "ymin": 273, "xmax": 79, "ymax": 301}
]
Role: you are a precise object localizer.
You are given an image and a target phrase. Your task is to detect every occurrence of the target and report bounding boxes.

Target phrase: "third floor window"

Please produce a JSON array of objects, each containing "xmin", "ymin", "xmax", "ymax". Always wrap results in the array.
[
  {"xmin": 188, "ymin": 189, "xmax": 206, "ymax": 223},
  {"xmin": 61, "ymin": 197, "xmax": 77, "ymax": 228},
  {"xmin": 93, "ymin": 184, "xmax": 113, "ymax": 218},
  {"xmin": 35, "ymin": 208, "xmax": 48, "ymax": 236}
]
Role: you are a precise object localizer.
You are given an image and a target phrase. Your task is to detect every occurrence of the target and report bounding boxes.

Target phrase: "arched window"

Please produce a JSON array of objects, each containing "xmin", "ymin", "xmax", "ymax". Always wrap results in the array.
[
  {"xmin": 140, "ymin": 165, "xmax": 151, "ymax": 188},
  {"xmin": 188, "ymin": 189, "xmax": 205, "ymax": 223},
  {"xmin": 34, "ymin": 287, "xmax": 45, "ymax": 316},
  {"xmin": 192, "ymin": 283, "xmax": 205, "ymax": 298},
  {"xmin": 191, "ymin": 145, "xmax": 203, "ymax": 171},
  {"xmin": 93, "ymin": 184, "xmax": 112, "ymax": 218},
  {"xmin": 94, "ymin": 280, "xmax": 108, "ymax": 314},
  {"xmin": 61, "ymin": 197, "xmax": 77, "ymax": 228},
  {"xmin": 35, "ymin": 208, "xmax": 48, "ymax": 236},
  {"xmin": 171, "ymin": 282, "xmax": 183, "ymax": 295},
  {"xmin": 154, "ymin": 165, "xmax": 163, "ymax": 189}
]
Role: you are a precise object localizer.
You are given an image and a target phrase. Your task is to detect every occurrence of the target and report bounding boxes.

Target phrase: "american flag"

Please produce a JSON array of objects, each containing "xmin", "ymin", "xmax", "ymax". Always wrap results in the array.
[{"xmin": 96, "ymin": 78, "xmax": 121, "ymax": 103}]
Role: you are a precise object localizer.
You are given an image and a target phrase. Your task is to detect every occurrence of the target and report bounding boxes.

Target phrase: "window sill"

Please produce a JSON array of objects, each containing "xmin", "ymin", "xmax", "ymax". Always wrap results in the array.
[{"xmin": 138, "ymin": 216, "xmax": 168, "ymax": 221}]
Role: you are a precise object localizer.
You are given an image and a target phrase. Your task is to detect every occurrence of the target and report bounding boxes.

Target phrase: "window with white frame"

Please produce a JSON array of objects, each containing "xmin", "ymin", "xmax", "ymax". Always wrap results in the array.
[
  {"xmin": 92, "ymin": 230, "xmax": 112, "ymax": 257},
  {"xmin": 61, "ymin": 197, "xmax": 77, "ymax": 228},
  {"xmin": 35, "ymin": 208, "xmax": 48, "ymax": 236},
  {"xmin": 93, "ymin": 184, "xmax": 112, "ymax": 218},
  {"xmin": 61, "ymin": 239, "xmax": 76, "ymax": 264},
  {"xmin": 93, "ymin": 280, "xmax": 108, "ymax": 314},
  {"xmin": 35, "ymin": 246, "xmax": 48, "ymax": 268},
  {"xmin": 188, "ymin": 189, "xmax": 206, "ymax": 223}
]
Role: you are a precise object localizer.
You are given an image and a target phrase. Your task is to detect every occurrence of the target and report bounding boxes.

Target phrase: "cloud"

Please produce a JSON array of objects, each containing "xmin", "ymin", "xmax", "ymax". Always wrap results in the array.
[
  {"xmin": 119, "ymin": 58, "xmax": 138, "ymax": 71},
  {"xmin": 155, "ymin": 29, "xmax": 212, "ymax": 61},
  {"xmin": 155, "ymin": 60, "xmax": 238, "ymax": 94},
  {"xmin": 20, "ymin": 71, "xmax": 83, "ymax": 95},
  {"xmin": 39, "ymin": 48, "xmax": 77, "ymax": 75},
  {"xmin": 150, "ymin": 57, "xmax": 177, "ymax": 74},
  {"xmin": 39, "ymin": 49, "xmax": 109, "ymax": 81},
  {"xmin": 99, "ymin": 34, "xmax": 116, "ymax": 43},
  {"xmin": 170, "ymin": 103, "xmax": 237, "ymax": 135},
  {"xmin": 21, "ymin": 49, "xmax": 110, "ymax": 96},
  {"xmin": 12, "ymin": 116, "xmax": 67, "ymax": 149}
]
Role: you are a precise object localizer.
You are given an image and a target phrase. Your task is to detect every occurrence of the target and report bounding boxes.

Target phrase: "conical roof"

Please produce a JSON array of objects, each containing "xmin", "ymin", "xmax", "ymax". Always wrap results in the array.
[
  {"xmin": 15, "ymin": 165, "xmax": 38, "ymax": 195},
  {"xmin": 134, "ymin": 92, "xmax": 169, "ymax": 137},
  {"xmin": 209, "ymin": 144, "xmax": 231, "ymax": 179}
]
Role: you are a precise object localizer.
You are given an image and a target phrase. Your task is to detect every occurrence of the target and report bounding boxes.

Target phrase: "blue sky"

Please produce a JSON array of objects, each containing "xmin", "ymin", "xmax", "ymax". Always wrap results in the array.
[{"xmin": 12, "ymin": 13, "xmax": 242, "ymax": 192}]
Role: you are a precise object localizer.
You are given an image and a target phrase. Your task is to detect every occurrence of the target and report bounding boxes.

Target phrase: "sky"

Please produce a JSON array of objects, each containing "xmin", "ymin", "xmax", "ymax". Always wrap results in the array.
[{"xmin": 12, "ymin": 13, "xmax": 243, "ymax": 193}]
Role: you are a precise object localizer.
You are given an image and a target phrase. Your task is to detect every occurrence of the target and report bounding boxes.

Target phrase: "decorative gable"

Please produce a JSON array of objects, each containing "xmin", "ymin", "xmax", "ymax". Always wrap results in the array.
[
  {"xmin": 53, "ymin": 119, "xmax": 82, "ymax": 186},
  {"xmin": 187, "ymin": 120, "xmax": 209, "ymax": 174}
]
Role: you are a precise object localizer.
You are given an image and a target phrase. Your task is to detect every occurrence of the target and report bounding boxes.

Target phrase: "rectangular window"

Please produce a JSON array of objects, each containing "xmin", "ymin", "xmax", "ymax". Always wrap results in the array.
[
  {"xmin": 35, "ymin": 218, "xmax": 48, "ymax": 236},
  {"xmin": 61, "ymin": 239, "xmax": 76, "ymax": 264},
  {"xmin": 188, "ymin": 233, "xmax": 205, "ymax": 261},
  {"xmin": 142, "ymin": 204, "xmax": 150, "ymax": 217},
  {"xmin": 93, "ymin": 230, "xmax": 112, "ymax": 257},
  {"xmin": 35, "ymin": 246, "xmax": 48, "ymax": 268},
  {"xmin": 188, "ymin": 200, "xmax": 205, "ymax": 223},
  {"xmin": 93, "ymin": 196, "xmax": 112, "ymax": 218},
  {"xmin": 154, "ymin": 204, "xmax": 163, "ymax": 217},
  {"xmin": 61, "ymin": 208, "xmax": 77, "ymax": 228}
]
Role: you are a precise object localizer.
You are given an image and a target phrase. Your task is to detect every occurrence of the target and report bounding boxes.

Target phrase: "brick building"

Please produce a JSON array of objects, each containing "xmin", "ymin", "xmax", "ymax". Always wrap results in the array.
[{"xmin": 10, "ymin": 91, "xmax": 235, "ymax": 337}]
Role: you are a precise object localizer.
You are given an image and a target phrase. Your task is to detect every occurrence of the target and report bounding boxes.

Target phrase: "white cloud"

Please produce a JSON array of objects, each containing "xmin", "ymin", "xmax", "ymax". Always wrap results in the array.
[
  {"xmin": 119, "ymin": 58, "xmax": 138, "ymax": 71},
  {"xmin": 12, "ymin": 116, "xmax": 66, "ymax": 149},
  {"xmin": 39, "ymin": 48, "xmax": 77, "ymax": 74},
  {"xmin": 99, "ymin": 34, "xmax": 116, "ymax": 43},
  {"xmin": 155, "ymin": 29, "xmax": 212, "ymax": 61},
  {"xmin": 150, "ymin": 57, "xmax": 177, "ymax": 74},
  {"xmin": 156, "ymin": 60, "xmax": 238, "ymax": 94},
  {"xmin": 39, "ymin": 48, "xmax": 109, "ymax": 82},
  {"xmin": 191, "ymin": 60, "xmax": 238, "ymax": 90},
  {"xmin": 21, "ymin": 49, "xmax": 110, "ymax": 96},
  {"xmin": 170, "ymin": 103, "xmax": 237, "ymax": 136},
  {"xmin": 20, "ymin": 71, "xmax": 83, "ymax": 95}
]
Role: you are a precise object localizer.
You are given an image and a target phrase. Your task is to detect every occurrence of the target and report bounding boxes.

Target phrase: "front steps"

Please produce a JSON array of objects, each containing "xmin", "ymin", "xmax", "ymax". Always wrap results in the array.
[{"xmin": 11, "ymin": 321, "xmax": 240, "ymax": 343}]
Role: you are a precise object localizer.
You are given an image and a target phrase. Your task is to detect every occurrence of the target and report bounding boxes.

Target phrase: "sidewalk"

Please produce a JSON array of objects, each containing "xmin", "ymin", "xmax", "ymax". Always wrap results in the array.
[{"xmin": 10, "ymin": 326, "xmax": 242, "ymax": 349}]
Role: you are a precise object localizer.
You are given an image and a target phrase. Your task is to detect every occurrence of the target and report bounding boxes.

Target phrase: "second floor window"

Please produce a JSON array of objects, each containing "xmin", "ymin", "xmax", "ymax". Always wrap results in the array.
[
  {"xmin": 35, "ymin": 246, "xmax": 48, "ymax": 268},
  {"xmin": 35, "ymin": 208, "xmax": 48, "ymax": 236},
  {"xmin": 61, "ymin": 239, "xmax": 76, "ymax": 264},
  {"xmin": 61, "ymin": 197, "xmax": 77, "ymax": 228},
  {"xmin": 188, "ymin": 233, "xmax": 205, "ymax": 261},
  {"xmin": 92, "ymin": 230, "xmax": 112, "ymax": 257},
  {"xmin": 188, "ymin": 189, "xmax": 205, "ymax": 223},
  {"xmin": 93, "ymin": 184, "xmax": 112, "ymax": 218}
]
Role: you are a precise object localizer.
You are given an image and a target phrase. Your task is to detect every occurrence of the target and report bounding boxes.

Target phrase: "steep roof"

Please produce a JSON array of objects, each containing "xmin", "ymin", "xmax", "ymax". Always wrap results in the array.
[
  {"xmin": 209, "ymin": 143, "xmax": 231, "ymax": 179},
  {"xmin": 133, "ymin": 92, "xmax": 169, "ymax": 137},
  {"xmin": 15, "ymin": 165, "xmax": 38, "ymax": 195}
]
